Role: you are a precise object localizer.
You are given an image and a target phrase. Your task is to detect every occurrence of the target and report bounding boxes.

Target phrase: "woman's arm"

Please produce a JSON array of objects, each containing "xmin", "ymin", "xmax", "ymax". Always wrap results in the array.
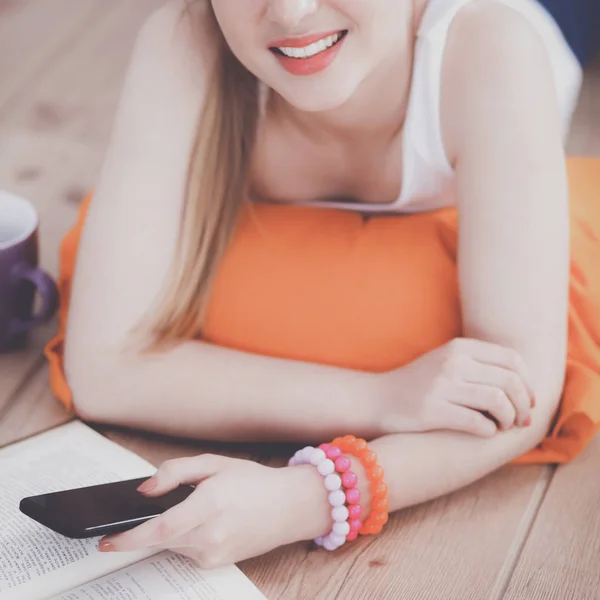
[
  {"xmin": 444, "ymin": 1, "xmax": 570, "ymax": 422},
  {"xmin": 63, "ymin": 3, "xmax": 382, "ymax": 442},
  {"xmin": 296, "ymin": 3, "xmax": 572, "ymax": 525}
]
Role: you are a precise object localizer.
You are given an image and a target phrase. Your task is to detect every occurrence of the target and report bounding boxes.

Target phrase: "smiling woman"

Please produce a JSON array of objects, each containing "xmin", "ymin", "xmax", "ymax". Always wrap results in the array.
[{"xmin": 42, "ymin": 0, "xmax": 600, "ymax": 570}]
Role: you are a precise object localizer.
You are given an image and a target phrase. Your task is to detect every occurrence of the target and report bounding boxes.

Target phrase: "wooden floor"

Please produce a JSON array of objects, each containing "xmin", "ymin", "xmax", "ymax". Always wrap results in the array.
[{"xmin": 0, "ymin": 2, "xmax": 599, "ymax": 599}]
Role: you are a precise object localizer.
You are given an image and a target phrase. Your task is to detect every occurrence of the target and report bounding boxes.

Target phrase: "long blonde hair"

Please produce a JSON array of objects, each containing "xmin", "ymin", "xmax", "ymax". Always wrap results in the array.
[{"xmin": 143, "ymin": 3, "xmax": 259, "ymax": 351}]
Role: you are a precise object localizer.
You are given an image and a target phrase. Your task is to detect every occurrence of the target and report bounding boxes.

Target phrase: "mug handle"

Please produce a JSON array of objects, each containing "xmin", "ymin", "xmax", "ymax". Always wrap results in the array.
[{"xmin": 8, "ymin": 261, "xmax": 59, "ymax": 335}]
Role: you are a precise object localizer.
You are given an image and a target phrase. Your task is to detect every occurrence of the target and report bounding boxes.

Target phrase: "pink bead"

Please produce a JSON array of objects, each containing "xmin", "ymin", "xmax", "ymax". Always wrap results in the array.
[
  {"xmin": 348, "ymin": 504, "xmax": 362, "ymax": 519},
  {"xmin": 346, "ymin": 488, "xmax": 361, "ymax": 504},
  {"xmin": 334, "ymin": 456, "xmax": 351, "ymax": 473},
  {"xmin": 346, "ymin": 531, "xmax": 359, "ymax": 542},
  {"xmin": 318, "ymin": 443, "xmax": 331, "ymax": 452},
  {"xmin": 325, "ymin": 446, "xmax": 342, "ymax": 460},
  {"xmin": 349, "ymin": 518, "xmax": 362, "ymax": 533},
  {"xmin": 342, "ymin": 470, "xmax": 358, "ymax": 488}
]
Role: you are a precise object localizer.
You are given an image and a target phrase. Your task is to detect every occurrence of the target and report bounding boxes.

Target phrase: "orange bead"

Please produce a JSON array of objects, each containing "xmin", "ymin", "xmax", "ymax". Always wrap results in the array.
[
  {"xmin": 373, "ymin": 497, "xmax": 390, "ymax": 513},
  {"xmin": 360, "ymin": 450, "xmax": 377, "ymax": 467},
  {"xmin": 351, "ymin": 439, "xmax": 368, "ymax": 453},
  {"xmin": 367, "ymin": 465, "xmax": 384, "ymax": 482},
  {"xmin": 361, "ymin": 523, "xmax": 381, "ymax": 536},
  {"xmin": 342, "ymin": 435, "xmax": 357, "ymax": 446},
  {"xmin": 331, "ymin": 438, "xmax": 343, "ymax": 447},
  {"xmin": 371, "ymin": 481, "xmax": 388, "ymax": 498},
  {"xmin": 373, "ymin": 512, "xmax": 388, "ymax": 526}
]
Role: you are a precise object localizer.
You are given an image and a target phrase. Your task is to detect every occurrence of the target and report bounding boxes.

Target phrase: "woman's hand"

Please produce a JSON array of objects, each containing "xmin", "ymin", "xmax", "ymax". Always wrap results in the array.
[
  {"xmin": 379, "ymin": 338, "xmax": 536, "ymax": 437},
  {"xmin": 98, "ymin": 455, "xmax": 330, "ymax": 569}
]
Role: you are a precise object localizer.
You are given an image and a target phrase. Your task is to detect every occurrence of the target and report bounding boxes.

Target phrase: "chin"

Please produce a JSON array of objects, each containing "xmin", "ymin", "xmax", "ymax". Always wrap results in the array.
[{"xmin": 274, "ymin": 77, "xmax": 359, "ymax": 114}]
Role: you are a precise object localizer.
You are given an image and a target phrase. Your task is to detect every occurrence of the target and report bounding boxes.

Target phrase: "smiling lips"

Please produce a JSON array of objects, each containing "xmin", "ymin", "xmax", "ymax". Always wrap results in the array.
[{"xmin": 269, "ymin": 30, "xmax": 348, "ymax": 75}]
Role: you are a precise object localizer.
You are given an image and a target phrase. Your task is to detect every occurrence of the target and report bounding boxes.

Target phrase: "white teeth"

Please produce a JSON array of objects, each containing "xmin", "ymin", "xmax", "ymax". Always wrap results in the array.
[{"xmin": 277, "ymin": 31, "xmax": 344, "ymax": 59}]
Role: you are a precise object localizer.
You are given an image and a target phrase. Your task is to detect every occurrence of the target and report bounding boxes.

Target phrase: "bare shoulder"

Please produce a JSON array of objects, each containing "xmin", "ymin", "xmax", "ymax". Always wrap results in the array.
[
  {"xmin": 444, "ymin": 0, "xmax": 551, "ymax": 65},
  {"xmin": 124, "ymin": 1, "xmax": 215, "ymax": 104},
  {"xmin": 84, "ymin": 1, "xmax": 218, "ymax": 222},
  {"xmin": 441, "ymin": 0, "xmax": 557, "ymax": 162},
  {"xmin": 95, "ymin": 0, "xmax": 217, "ymax": 188}
]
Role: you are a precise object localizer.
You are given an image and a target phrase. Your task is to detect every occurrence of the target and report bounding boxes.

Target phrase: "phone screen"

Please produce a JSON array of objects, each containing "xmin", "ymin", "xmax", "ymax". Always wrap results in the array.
[{"xmin": 19, "ymin": 477, "xmax": 195, "ymax": 539}]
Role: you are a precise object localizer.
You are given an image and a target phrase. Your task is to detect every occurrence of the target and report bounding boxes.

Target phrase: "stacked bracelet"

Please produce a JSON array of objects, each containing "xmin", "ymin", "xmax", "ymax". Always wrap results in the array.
[
  {"xmin": 318, "ymin": 443, "xmax": 363, "ymax": 542},
  {"xmin": 330, "ymin": 436, "xmax": 389, "ymax": 535},
  {"xmin": 288, "ymin": 445, "xmax": 362, "ymax": 551}
]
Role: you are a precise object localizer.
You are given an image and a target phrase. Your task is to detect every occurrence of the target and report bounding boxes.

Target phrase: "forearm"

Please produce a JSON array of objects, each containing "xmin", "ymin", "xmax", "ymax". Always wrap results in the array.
[
  {"xmin": 367, "ymin": 338, "xmax": 563, "ymax": 511},
  {"xmin": 370, "ymin": 412, "xmax": 550, "ymax": 512},
  {"xmin": 66, "ymin": 338, "xmax": 381, "ymax": 443},
  {"xmin": 299, "ymin": 394, "xmax": 558, "ymax": 540}
]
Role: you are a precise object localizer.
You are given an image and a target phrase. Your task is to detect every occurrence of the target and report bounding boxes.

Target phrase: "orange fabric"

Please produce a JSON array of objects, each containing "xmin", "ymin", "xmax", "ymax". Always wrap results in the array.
[{"xmin": 45, "ymin": 157, "xmax": 600, "ymax": 464}]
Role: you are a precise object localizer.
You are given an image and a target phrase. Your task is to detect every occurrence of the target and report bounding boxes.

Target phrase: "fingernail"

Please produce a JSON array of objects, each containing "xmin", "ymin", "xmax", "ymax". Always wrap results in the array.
[
  {"xmin": 523, "ymin": 416, "xmax": 532, "ymax": 427},
  {"xmin": 137, "ymin": 477, "xmax": 157, "ymax": 493},
  {"xmin": 99, "ymin": 541, "xmax": 115, "ymax": 553}
]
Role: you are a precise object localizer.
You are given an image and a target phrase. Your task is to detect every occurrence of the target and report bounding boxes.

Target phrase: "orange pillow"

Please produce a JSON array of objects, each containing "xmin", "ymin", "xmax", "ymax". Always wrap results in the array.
[{"xmin": 46, "ymin": 158, "xmax": 600, "ymax": 464}]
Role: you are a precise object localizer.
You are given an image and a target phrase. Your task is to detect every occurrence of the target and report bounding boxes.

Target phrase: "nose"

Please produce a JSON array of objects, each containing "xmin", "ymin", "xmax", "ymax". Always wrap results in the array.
[{"xmin": 266, "ymin": 0, "xmax": 320, "ymax": 28}]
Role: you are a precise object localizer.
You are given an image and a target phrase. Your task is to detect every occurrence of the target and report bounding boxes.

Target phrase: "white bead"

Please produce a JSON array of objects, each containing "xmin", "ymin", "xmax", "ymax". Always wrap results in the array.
[
  {"xmin": 331, "ymin": 505, "xmax": 349, "ymax": 522},
  {"xmin": 323, "ymin": 538, "xmax": 338, "ymax": 551},
  {"xmin": 317, "ymin": 459, "xmax": 335, "ymax": 476},
  {"xmin": 329, "ymin": 532, "xmax": 347, "ymax": 547},
  {"xmin": 300, "ymin": 446, "xmax": 314, "ymax": 461},
  {"xmin": 309, "ymin": 448, "xmax": 326, "ymax": 466},
  {"xmin": 332, "ymin": 521, "xmax": 351, "ymax": 536},
  {"xmin": 324, "ymin": 473, "xmax": 342, "ymax": 491},
  {"xmin": 328, "ymin": 489, "xmax": 346, "ymax": 507},
  {"xmin": 288, "ymin": 456, "xmax": 299, "ymax": 467},
  {"xmin": 314, "ymin": 536, "xmax": 325, "ymax": 547}
]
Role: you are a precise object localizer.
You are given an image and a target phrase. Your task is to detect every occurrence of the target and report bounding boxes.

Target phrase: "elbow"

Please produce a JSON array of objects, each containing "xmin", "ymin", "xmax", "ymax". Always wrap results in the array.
[
  {"xmin": 63, "ymin": 334, "xmax": 122, "ymax": 424},
  {"xmin": 526, "ymin": 372, "xmax": 565, "ymax": 448},
  {"xmin": 518, "ymin": 340, "xmax": 567, "ymax": 447}
]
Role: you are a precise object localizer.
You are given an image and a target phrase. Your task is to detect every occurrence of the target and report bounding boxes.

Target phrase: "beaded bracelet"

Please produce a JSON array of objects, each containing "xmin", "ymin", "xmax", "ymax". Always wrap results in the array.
[
  {"xmin": 288, "ymin": 445, "xmax": 362, "ymax": 550},
  {"xmin": 318, "ymin": 443, "xmax": 363, "ymax": 542},
  {"xmin": 329, "ymin": 435, "xmax": 390, "ymax": 536}
]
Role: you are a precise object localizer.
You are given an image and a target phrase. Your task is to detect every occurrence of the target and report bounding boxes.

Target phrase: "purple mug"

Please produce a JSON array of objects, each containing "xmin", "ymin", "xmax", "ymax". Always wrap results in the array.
[{"xmin": 0, "ymin": 191, "xmax": 58, "ymax": 352}]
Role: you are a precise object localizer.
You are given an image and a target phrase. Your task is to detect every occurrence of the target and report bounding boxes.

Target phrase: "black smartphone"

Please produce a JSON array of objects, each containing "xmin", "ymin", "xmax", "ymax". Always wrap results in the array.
[{"xmin": 19, "ymin": 477, "xmax": 195, "ymax": 539}]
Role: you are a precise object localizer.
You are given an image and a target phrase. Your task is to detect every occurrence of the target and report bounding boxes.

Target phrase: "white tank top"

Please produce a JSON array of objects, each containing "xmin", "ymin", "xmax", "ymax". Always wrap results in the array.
[{"xmin": 268, "ymin": 0, "xmax": 583, "ymax": 214}]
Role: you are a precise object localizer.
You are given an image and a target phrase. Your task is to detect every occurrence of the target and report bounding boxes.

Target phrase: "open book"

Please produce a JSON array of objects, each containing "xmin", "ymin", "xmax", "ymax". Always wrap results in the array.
[{"xmin": 0, "ymin": 421, "xmax": 267, "ymax": 600}]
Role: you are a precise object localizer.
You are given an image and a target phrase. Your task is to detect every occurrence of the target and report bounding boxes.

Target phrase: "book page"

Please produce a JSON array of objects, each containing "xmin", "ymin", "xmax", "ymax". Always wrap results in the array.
[
  {"xmin": 51, "ymin": 551, "xmax": 266, "ymax": 600},
  {"xmin": 0, "ymin": 421, "xmax": 159, "ymax": 600}
]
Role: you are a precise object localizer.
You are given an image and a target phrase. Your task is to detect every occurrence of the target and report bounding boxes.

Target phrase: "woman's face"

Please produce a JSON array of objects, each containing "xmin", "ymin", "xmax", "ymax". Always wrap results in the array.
[{"xmin": 211, "ymin": 0, "xmax": 412, "ymax": 112}]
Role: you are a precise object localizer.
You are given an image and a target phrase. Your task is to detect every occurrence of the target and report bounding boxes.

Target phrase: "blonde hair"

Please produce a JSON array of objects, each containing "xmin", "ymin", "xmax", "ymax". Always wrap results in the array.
[{"xmin": 142, "ymin": 3, "xmax": 259, "ymax": 351}]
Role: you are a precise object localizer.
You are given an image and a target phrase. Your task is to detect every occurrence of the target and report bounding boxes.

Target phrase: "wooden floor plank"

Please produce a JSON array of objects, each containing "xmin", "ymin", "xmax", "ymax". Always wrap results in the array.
[
  {"xmin": 0, "ymin": 364, "xmax": 72, "ymax": 448},
  {"xmin": 0, "ymin": 0, "xmax": 163, "ymax": 410},
  {"xmin": 503, "ymin": 436, "xmax": 600, "ymax": 600},
  {"xmin": 0, "ymin": 0, "xmax": 109, "ymax": 109},
  {"xmin": 0, "ymin": 323, "xmax": 55, "ymax": 418}
]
